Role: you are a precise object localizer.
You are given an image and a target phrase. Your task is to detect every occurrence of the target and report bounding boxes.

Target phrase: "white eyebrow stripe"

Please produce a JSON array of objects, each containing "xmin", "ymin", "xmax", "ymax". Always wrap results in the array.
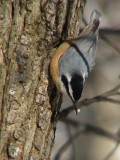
[{"xmin": 66, "ymin": 74, "xmax": 74, "ymax": 101}]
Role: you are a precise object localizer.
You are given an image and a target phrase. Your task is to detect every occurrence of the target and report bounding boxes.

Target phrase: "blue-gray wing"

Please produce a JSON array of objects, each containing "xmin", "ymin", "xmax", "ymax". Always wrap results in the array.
[{"xmin": 59, "ymin": 32, "xmax": 97, "ymax": 79}]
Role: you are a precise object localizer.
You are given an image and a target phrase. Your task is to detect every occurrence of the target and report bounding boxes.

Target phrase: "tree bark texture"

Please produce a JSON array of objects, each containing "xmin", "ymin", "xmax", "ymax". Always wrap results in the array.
[{"xmin": 0, "ymin": 0, "xmax": 86, "ymax": 159}]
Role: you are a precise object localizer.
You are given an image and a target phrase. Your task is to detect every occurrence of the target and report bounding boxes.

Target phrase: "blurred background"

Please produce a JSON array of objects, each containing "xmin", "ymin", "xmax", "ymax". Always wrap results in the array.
[{"xmin": 51, "ymin": 0, "xmax": 120, "ymax": 159}]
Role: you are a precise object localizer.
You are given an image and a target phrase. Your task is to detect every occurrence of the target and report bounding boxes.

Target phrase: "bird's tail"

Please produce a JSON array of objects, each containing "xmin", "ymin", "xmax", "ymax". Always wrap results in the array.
[{"xmin": 89, "ymin": 9, "xmax": 101, "ymax": 32}]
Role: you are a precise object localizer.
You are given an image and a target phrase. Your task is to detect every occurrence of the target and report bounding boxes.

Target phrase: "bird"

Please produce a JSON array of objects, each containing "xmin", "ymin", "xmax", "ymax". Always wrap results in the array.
[{"xmin": 50, "ymin": 9, "xmax": 101, "ymax": 114}]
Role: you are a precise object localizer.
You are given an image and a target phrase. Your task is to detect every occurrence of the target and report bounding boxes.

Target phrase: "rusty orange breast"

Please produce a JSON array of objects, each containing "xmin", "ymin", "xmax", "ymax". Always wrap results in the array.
[{"xmin": 50, "ymin": 42, "xmax": 70, "ymax": 92}]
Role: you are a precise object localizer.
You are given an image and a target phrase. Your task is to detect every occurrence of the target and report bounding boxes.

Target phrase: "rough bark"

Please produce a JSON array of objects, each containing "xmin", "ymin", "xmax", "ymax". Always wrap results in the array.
[{"xmin": 0, "ymin": 0, "xmax": 86, "ymax": 159}]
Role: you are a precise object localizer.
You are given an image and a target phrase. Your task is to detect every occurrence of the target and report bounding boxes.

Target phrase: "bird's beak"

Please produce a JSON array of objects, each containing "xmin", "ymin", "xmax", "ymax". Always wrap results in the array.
[
  {"xmin": 74, "ymin": 103, "xmax": 78, "ymax": 115},
  {"xmin": 71, "ymin": 99, "xmax": 80, "ymax": 115},
  {"xmin": 73, "ymin": 102, "xmax": 80, "ymax": 115}
]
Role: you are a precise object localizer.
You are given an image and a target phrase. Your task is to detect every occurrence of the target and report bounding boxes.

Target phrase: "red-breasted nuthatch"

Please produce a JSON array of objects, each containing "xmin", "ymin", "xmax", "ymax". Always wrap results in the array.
[{"xmin": 50, "ymin": 10, "xmax": 101, "ymax": 114}]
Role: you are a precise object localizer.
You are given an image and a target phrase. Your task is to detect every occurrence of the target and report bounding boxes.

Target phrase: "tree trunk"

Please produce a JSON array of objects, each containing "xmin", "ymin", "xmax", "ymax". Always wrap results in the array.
[{"xmin": 0, "ymin": 0, "xmax": 86, "ymax": 159}]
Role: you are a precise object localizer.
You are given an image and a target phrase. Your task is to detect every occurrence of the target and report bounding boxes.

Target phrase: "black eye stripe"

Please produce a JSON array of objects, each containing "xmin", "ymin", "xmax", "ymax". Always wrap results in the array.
[
  {"xmin": 70, "ymin": 74, "xmax": 83, "ymax": 101},
  {"xmin": 61, "ymin": 74, "xmax": 83, "ymax": 103}
]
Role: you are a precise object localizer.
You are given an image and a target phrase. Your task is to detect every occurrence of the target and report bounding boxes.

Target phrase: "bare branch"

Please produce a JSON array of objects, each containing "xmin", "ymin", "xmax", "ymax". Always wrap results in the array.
[
  {"xmin": 59, "ymin": 84, "xmax": 120, "ymax": 118},
  {"xmin": 99, "ymin": 29, "xmax": 120, "ymax": 36},
  {"xmin": 81, "ymin": 18, "xmax": 120, "ymax": 55},
  {"xmin": 65, "ymin": 124, "xmax": 76, "ymax": 160},
  {"xmin": 102, "ymin": 84, "xmax": 120, "ymax": 97},
  {"xmin": 100, "ymin": 34, "xmax": 120, "ymax": 55},
  {"xmin": 61, "ymin": 118, "xmax": 120, "ymax": 142},
  {"xmin": 82, "ymin": 17, "xmax": 120, "ymax": 36},
  {"xmin": 103, "ymin": 129, "xmax": 120, "ymax": 160},
  {"xmin": 54, "ymin": 128, "xmax": 85, "ymax": 160},
  {"xmin": 55, "ymin": 118, "xmax": 120, "ymax": 160},
  {"xmin": 104, "ymin": 143, "xmax": 119, "ymax": 160}
]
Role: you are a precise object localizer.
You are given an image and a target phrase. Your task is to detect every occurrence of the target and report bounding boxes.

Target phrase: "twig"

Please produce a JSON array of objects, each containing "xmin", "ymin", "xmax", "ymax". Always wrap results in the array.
[
  {"xmin": 103, "ymin": 129, "xmax": 120, "ymax": 160},
  {"xmin": 103, "ymin": 143, "xmax": 119, "ymax": 160},
  {"xmin": 99, "ymin": 29, "xmax": 120, "ymax": 36},
  {"xmin": 55, "ymin": 118, "xmax": 120, "ymax": 160},
  {"xmin": 59, "ymin": 84, "xmax": 120, "ymax": 118},
  {"xmin": 65, "ymin": 124, "xmax": 76, "ymax": 160},
  {"xmin": 102, "ymin": 84, "xmax": 120, "ymax": 97},
  {"xmin": 59, "ymin": 97, "xmax": 120, "ymax": 118},
  {"xmin": 82, "ymin": 25, "xmax": 120, "ymax": 36},
  {"xmin": 54, "ymin": 128, "xmax": 85, "ymax": 160},
  {"xmin": 100, "ymin": 34, "xmax": 120, "ymax": 55},
  {"xmin": 81, "ymin": 18, "xmax": 120, "ymax": 55},
  {"xmin": 61, "ymin": 118, "xmax": 120, "ymax": 142}
]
